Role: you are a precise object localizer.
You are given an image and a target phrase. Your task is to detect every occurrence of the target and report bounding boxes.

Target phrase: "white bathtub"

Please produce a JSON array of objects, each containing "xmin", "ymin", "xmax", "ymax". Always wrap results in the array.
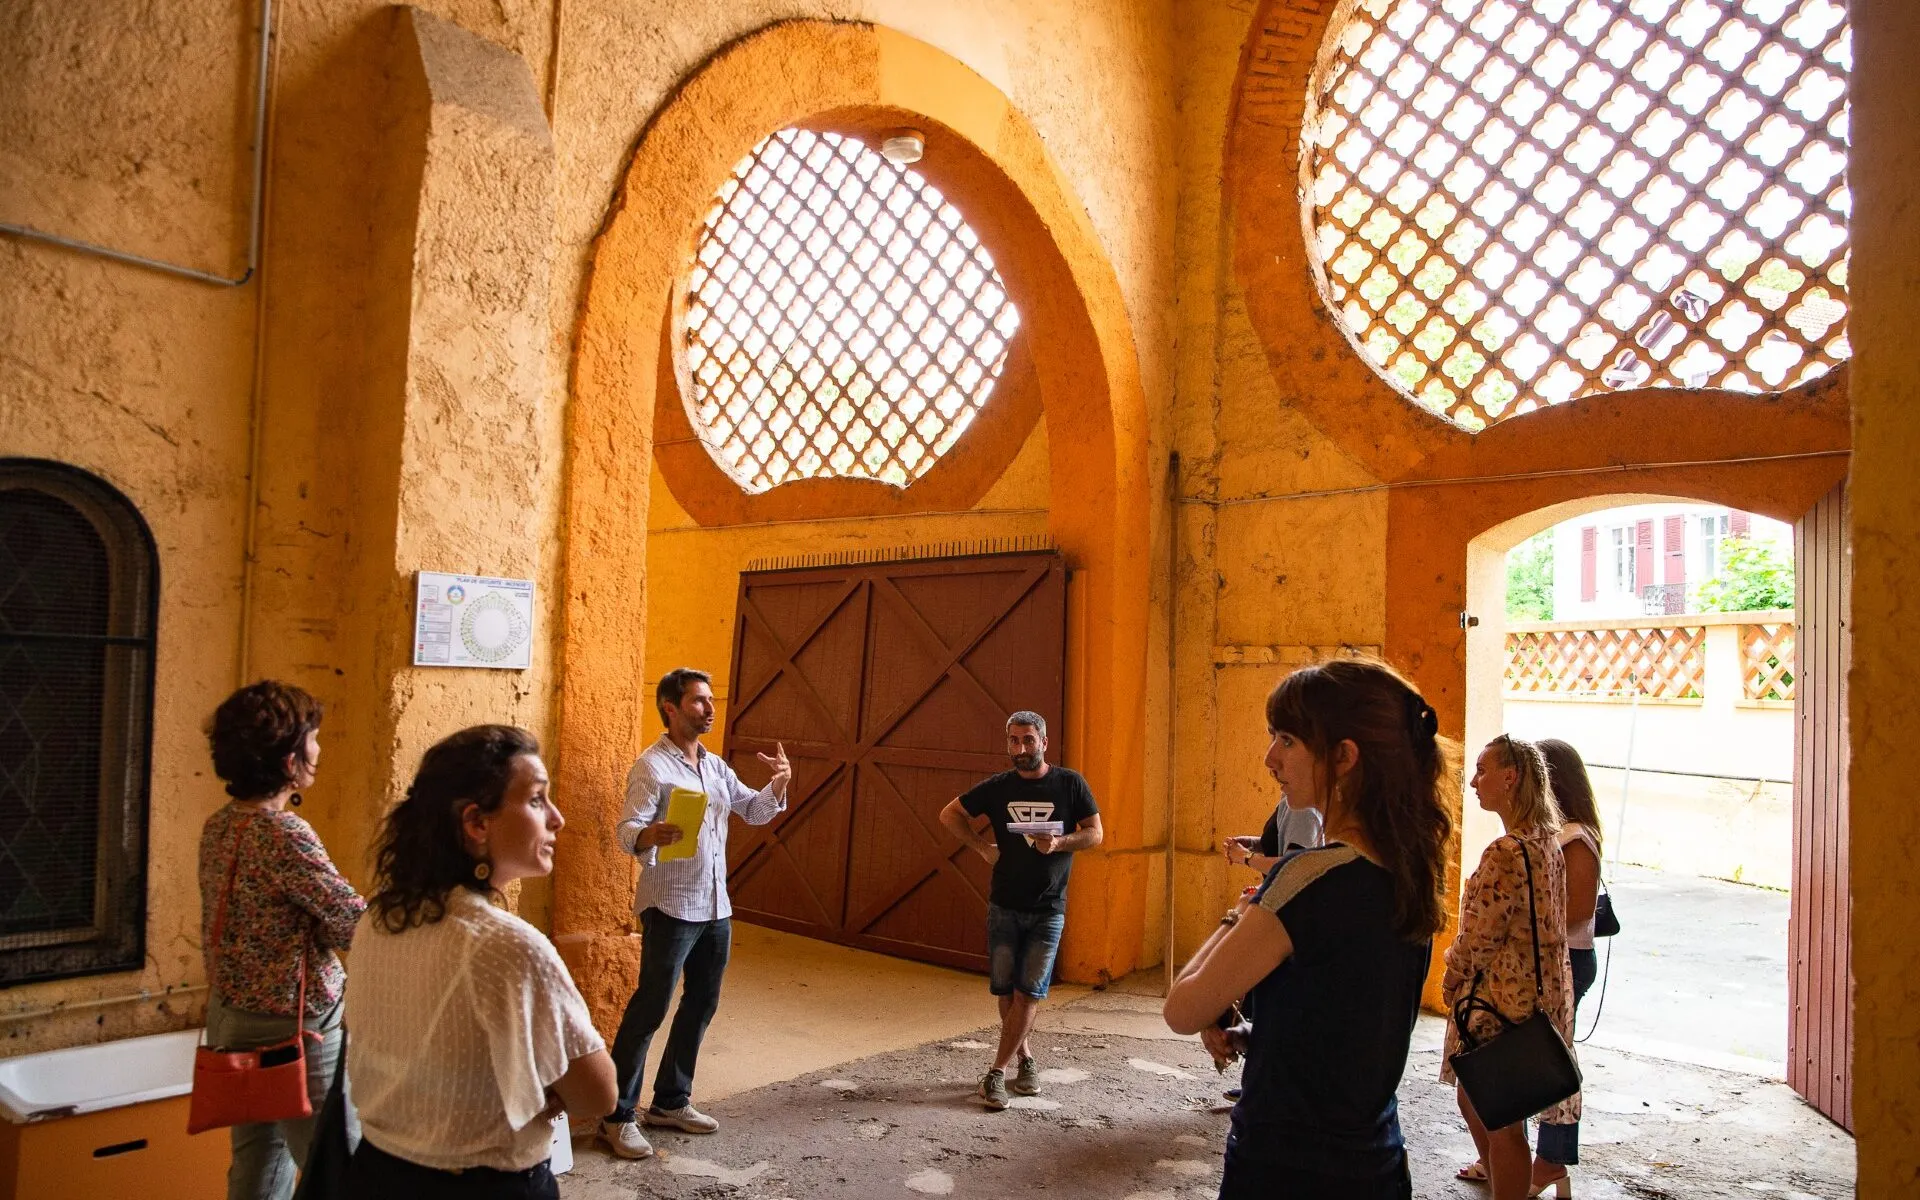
[
  {"xmin": 0, "ymin": 1028, "xmax": 200, "ymax": 1123},
  {"xmin": 0, "ymin": 1028, "xmax": 572, "ymax": 1175}
]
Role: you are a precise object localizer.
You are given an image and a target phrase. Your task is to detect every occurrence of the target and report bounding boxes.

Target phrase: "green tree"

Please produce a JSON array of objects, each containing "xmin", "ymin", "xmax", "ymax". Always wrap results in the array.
[
  {"xmin": 1506, "ymin": 532, "xmax": 1554, "ymax": 621},
  {"xmin": 1697, "ymin": 536, "xmax": 1795, "ymax": 611}
]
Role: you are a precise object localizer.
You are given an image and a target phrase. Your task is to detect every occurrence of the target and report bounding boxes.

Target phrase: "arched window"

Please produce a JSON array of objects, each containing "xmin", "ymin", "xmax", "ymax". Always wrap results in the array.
[
  {"xmin": 681, "ymin": 128, "xmax": 1023, "ymax": 493},
  {"xmin": 0, "ymin": 460, "xmax": 156, "ymax": 984},
  {"xmin": 1303, "ymin": 0, "xmax": 1850, "ymax": 429}
]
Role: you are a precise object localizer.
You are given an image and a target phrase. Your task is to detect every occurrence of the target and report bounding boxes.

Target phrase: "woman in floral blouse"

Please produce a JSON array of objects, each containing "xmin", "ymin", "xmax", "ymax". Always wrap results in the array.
[
  {"xmin": 1444, "ymin": 734, "xmax": 1580, "ymax": 1200},
  {"xmin": 199, "ymin": 681, "xmax": 366, "ymax": 1200}
]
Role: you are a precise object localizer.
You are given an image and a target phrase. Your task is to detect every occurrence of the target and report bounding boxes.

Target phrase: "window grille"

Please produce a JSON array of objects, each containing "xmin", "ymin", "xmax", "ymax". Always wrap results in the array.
[
  {"xmin": 0, "ymin": 461, "xmax": 155, "ymax": 984},
  {"xmin": 1302, "ymin": 0, "xmax": 1851, "ymax": 430},
  {"xmin": 682, "ymin": 129, "xmax": 1023, "ymax": 494}
]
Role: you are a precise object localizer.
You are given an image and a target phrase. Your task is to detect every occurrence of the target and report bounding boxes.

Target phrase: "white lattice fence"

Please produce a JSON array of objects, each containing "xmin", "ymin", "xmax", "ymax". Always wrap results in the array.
[
  {"xmin": 1506, "ymin": 624, "xmax": 1706, "ymax": 697},
  {"xmin": 1740, "ymin": 621, "xmax": 1797, "ymax": 700}
]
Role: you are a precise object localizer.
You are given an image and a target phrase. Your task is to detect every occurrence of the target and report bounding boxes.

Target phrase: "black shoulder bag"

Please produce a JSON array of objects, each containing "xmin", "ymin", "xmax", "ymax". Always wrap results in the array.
[{"xmin": 1448, "ymin": 838, "xmax": 1583, "ymax": 1132}]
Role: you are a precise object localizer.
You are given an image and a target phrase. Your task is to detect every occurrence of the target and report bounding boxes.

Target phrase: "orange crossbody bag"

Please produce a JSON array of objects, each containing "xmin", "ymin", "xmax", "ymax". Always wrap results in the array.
[{"xmin": 187, "ymin": 816, "xmax": 318, "ymax": 1134}]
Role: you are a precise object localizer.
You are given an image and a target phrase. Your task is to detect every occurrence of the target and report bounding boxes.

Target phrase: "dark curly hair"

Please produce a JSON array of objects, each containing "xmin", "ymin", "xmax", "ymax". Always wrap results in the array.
[
  {"xmin": 1266, "ymin": 656, "xmax": 1458, "ymax": 941},
  {"xmin": 368, "ymin": 724, "xmax": 540, "ymax": 931},
  {"xmin": 206, "ymin": 681, "xmax": 324, "ymax": 800}
]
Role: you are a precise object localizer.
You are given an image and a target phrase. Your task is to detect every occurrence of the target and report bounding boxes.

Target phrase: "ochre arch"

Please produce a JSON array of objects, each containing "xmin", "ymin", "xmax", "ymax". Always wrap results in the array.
[
  {"xmin": 1225, "ymin": 0, "xmax": 1850, "ymax": 1009},
  {"xmin": 555, "ymin": 20, "xmax": 1152, "ymax": 1013}
]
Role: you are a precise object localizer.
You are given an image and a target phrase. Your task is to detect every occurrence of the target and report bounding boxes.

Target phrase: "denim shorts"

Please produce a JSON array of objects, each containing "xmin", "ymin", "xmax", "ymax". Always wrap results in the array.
[{"xmin": 986, "ymin": 904, "xmax": 1065, "ymax": 998}]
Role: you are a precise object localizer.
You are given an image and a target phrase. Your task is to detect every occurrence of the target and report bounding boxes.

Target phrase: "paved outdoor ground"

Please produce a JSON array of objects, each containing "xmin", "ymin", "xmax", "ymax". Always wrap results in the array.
[{"xmin": 1585, "ymin": 863, "xmax": 1790, "ymax": 1073}]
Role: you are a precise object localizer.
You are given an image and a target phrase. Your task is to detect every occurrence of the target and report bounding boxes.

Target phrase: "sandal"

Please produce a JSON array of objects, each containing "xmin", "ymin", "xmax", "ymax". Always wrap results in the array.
[{"xmin": 1456, "ymin": 1160, "xmax": 1489, "ymax": 1182}]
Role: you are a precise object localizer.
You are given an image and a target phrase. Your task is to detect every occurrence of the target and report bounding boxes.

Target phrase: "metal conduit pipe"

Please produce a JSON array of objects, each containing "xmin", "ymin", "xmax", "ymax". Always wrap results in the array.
[
  {"xmin": 0, "ymin": 984, "xmax": 209, "ymax": 1024},
  {"xmin": 0, "ymin": 0, "xmax": 276, "ymax": 287}
]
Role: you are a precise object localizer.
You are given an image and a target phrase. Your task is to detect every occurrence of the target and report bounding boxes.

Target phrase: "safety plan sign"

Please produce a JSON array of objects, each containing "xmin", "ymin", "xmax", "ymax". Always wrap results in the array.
[{"xmin": 413, "ymin": 572, "xmax": 535, "ymax": 670}]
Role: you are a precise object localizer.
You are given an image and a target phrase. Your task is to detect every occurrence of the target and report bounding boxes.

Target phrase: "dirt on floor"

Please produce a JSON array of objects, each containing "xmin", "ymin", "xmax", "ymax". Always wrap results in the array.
[{"xmin": 559, "ymin": 1008, "xmax": 1854, "ymax": 1200}]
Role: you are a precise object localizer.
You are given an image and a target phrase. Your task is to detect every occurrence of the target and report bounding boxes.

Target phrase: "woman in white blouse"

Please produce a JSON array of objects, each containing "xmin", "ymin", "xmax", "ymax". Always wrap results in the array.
[{"xmin": 345, "ymin": 725, "xmax": 616, "ymax": 1198}]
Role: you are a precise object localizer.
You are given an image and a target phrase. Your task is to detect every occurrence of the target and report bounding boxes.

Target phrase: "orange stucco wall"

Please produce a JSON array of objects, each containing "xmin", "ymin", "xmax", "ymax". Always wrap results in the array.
[
  {"xmin": 8, "ymin": 0, "xmax": 1920, "ymax": 1182},
  {"xmin": 1847, "ymin": 0, "xmax": 1920, "ymax": 1188}
]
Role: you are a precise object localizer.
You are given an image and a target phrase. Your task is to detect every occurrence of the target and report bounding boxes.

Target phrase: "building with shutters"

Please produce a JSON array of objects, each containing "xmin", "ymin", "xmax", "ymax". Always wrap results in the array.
[{"xmin": 1550, "ymin": 503, "xmax": 1792, "ymax": 621}]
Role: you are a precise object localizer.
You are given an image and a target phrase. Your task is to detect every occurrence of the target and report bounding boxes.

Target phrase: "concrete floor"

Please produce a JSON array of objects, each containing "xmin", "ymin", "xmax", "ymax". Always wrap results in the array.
[
  {"xmin": 561, "ymin": 874, "xmax": 1841, "ymax": 1198},
  {"xmin": 1582, "ymin": 863, "xmax": 1790, "ymax": 1074},
  {"xmin": 606, "ymin": 921, "xmax": 1079, "ymax": 1106}
]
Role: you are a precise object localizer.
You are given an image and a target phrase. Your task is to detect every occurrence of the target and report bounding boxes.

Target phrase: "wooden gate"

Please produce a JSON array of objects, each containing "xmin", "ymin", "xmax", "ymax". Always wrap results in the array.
[
  {"xmin": 720, "ymin": 550, "xmax": 1067, "ymax": 971},
  {"xmin": 1789, "ymin": 481, "xmax": 1851, "ymax": 1128}
]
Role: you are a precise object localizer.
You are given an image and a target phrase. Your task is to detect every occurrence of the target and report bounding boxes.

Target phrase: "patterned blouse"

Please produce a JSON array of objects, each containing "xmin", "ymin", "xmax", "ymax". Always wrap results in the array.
[
  {"xmin": 199, "ymin": 803, "xmax": 365, "ymax": 1018},
  {"xmin": 1440, "ymin": 827, "xmax": 1582, "ymax": 1124}
]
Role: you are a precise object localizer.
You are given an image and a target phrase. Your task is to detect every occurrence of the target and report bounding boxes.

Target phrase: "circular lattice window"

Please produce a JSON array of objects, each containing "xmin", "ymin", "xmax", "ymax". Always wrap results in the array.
[
  {"xmin": 681, "ymin": 128, "xmax": 1023, "ymax": 493},
  {"xmin": 1302, "ymin": 0, "xmax": 1850, "ymax": 430}
]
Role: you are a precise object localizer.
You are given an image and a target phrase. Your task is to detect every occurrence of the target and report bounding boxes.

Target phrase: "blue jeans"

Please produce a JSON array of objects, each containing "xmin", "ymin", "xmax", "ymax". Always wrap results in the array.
[
  {"xmin": 1536, "ymin": 947, "xmax": 1599, "ymax": 1165},
  {"xmin": 205, "ymin": 992, "xmax": 350, "ymax": 1200},
  {"xmin": 607, "ymin": 909, "xmax": 731, "ymax": 1119},
  {"xmin": 986, "ymin": 904, "xmax": 1064, "ymax": 999}
]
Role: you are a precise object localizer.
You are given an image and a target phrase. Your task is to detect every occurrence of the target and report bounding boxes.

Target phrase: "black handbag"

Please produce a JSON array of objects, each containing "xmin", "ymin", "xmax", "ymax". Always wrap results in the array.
[
  {"xmin": 1593, "ymin": 885, "xmax": 1621, "ymax": 937},
  {"xmin": 292, "ymin": 1033, "xmax": 352, "ymax": 1200},
  {"xmin": 1448, "ymin": 839, "xmax": 1583, "ymax": 1132}
]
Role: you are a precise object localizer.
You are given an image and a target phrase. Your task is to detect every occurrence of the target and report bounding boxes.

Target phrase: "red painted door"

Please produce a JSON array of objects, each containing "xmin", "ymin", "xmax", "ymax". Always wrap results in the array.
[
  {"xmin": 720, "ymin": 551, "xmax": 1068, "ymax": 971},
  {"xmin": 1789, "ymin": 482, "xmax": 1851, "ymax": 1129}
]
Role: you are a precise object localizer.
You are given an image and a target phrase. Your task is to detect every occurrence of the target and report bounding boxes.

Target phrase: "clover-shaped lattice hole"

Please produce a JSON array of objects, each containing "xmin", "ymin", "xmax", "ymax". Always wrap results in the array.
[
  {"xmin": 683, "ymin": 128, "xmax": 1023, "ymax": 493},
  {"xmin": 1303, "ymin": 0, "xmax": 1850, "ymax": 431}
]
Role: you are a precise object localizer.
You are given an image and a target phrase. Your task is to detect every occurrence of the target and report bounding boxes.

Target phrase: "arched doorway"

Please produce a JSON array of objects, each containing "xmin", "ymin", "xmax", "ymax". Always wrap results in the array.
[
  {"xmin": 1464, "ymin": 486, "xmax": 1851, "ymax": 1129},
  {"xmin": 552, "ymin": 21, "xmax": 1153, "ymax": 1021}
]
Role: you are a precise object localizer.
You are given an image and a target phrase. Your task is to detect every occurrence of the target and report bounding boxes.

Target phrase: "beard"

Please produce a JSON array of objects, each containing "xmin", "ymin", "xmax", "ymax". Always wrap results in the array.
[{"xmin": 1011, "ymin": 751, "xmax": 1042, "ymax": 771}]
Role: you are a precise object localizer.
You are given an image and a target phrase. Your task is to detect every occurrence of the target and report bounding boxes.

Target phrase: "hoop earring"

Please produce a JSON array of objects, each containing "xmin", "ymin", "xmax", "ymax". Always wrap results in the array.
[
  {"xmin": 473, "ymin": 860, "xmax": 491, "ymax": 882},
  {"xmin": 289, "ymin": 792, "xmax": 302, "ymax": 808}
]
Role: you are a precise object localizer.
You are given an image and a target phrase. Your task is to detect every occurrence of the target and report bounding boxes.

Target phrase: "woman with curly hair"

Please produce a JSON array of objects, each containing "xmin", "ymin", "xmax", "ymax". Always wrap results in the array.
[
  {"xmin": 199, "ymin": 680, "xmax": 365, "ymax": 1200},
  {"xmin": 344, "ymin": 725, "xmax": 615, "ymax": 1198},
  {"xmin": 1164, "ymin": 657, "xmax": 1456, "ymax": 1199}
]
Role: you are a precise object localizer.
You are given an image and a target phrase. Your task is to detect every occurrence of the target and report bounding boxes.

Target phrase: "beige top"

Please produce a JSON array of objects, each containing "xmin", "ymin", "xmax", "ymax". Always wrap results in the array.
[
  {"xmin": 1559, "ymin": 822, "xmax": 1602, "ymax": 950},
  {"xmin": 345, "ymin": 888, "xmax": 605, "ymax": 1171}
]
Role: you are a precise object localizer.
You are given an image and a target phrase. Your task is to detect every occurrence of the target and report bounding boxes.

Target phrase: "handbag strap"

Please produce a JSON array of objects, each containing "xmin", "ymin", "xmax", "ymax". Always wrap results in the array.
[
  {"xmin": 208, "ymin": 809, "xmax": 312, "ymax": 1028},
  {"xmin": 1452, "ymin": 835, "xmax": 1550, "ymax": 1049},
  {"xmin": 1516, "ymin": 836, "xmax": 1546, "ymax": 998}
]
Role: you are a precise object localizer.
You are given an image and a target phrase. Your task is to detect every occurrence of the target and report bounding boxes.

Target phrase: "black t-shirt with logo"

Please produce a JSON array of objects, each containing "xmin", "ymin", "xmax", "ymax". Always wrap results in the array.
[{"xmin": 959, "ymin": 765, "xmax": 1099, "ymax": 913}]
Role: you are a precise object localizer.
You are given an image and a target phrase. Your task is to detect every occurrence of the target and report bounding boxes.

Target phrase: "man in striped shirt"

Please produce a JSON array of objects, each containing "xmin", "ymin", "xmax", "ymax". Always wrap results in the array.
[{"xmin": 599, "ymin": 667, "xmax": 790, "ymax": 1160}]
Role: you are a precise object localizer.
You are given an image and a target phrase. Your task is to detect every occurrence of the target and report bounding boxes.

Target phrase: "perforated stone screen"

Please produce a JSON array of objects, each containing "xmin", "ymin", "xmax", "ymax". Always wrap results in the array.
[
  {"xmin": 1302, "ymin": 0, "xmax": 1851, "ymax": 430},
  {"xmin": 682, "ymin": 129, "xmax": 1022, "ymax": 493}
]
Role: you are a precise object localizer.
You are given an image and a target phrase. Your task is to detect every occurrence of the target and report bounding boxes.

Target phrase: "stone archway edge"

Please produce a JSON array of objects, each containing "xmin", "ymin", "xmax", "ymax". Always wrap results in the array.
[{"xmin": 556, "ymin": 21, "xmax": 1153, "ymax": 1021}]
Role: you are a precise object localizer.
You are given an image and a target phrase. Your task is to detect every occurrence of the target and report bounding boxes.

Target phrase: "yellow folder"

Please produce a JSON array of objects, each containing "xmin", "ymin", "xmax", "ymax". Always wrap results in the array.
[{"xmin": 654, "ymin": 787, "xmax": 709, "ymax": 863}]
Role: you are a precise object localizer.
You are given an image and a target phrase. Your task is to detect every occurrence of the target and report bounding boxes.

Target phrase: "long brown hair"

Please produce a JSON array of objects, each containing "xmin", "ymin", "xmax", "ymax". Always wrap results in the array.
[
  {"xmin": 1266, "ymin": 657, "xmax": 1457, "ymax": 940},
  {"xmin": 1537, "ymin": 737, "xmax": 1601, "ymax": 853}
]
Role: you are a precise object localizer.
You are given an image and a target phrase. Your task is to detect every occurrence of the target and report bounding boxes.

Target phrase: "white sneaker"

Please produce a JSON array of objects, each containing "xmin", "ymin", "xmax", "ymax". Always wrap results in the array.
[
  {"xmin": 644, "ymin": 1103, "xmax": 720, "ymax": 1133},
  {"xmin": 598, "ymin": 1119, "xmax": 653, "ymax": 1159}
]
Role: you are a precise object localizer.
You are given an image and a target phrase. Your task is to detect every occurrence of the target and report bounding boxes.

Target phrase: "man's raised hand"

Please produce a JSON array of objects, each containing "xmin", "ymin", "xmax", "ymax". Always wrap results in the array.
[{"xmin": 756, "ymin": 741, "xmax": 792, "ymax": 794}]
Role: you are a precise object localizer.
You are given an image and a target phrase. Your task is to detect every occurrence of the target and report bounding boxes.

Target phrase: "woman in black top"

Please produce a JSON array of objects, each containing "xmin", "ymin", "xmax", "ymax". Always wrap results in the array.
[{"xmin": 1165, "ymin": 657, "xmax": 1456, "ymax": 1199}]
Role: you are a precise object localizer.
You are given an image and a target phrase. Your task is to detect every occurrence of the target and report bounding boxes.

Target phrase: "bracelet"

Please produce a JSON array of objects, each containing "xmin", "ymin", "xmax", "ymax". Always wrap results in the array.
[{"xmin": 1219, "ymin": 910, "xmax": 1240, "ymax": 928}]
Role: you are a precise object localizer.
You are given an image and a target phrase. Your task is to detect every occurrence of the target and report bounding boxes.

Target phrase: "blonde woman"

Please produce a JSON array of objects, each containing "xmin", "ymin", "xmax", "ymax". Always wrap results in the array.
[{"xmin": 1445, "ymin": 735, "xmax": 1580, "ymax": 1200}]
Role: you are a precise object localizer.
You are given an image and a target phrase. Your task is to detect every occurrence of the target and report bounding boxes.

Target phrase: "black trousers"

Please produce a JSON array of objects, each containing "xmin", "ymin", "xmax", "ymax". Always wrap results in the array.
[{"xmin": 346, "ymin": 1139, "xmax": 557, "ymax": 1200}]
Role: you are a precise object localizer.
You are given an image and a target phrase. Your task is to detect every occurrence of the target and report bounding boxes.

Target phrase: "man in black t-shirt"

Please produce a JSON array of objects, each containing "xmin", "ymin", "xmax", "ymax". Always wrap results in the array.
[{"xmin": 939, "ymin": 711, "xmax": 1102, "ymax": 1111}]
